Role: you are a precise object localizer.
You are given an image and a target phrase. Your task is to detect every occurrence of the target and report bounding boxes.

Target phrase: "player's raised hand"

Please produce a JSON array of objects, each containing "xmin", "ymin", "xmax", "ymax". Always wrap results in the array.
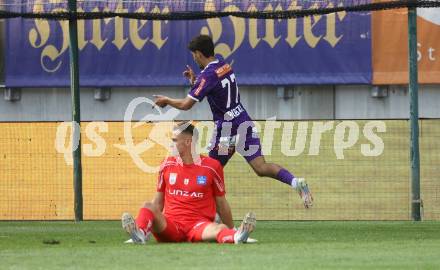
[
  {"xmin": 183, "ymin": 65, "xmax": 196, "ymax": 85},
  {"xmin": 153, "ymin": 95, "xmax": 169, "ymax": 108}
]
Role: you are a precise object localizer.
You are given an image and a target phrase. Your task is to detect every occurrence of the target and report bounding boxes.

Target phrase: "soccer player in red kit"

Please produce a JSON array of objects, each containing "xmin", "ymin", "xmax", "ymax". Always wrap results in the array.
[{"xmin": 122, "ymin": 122, "xmax": 256, "ymax": 244}]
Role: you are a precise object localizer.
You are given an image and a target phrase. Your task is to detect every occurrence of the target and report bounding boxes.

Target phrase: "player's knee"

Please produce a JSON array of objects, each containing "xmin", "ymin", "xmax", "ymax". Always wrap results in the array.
[
  {"xmin": 141, "ymin": 201, "xmax": 158, "ymax": 213},
  {"xmin": 253, "ymin": 166, "xmax": 267, "ymax": 177},
  {"xmin": 141, "ymin": 201, "xmax": 150, "ymax": 208},
  {"xmin": 215, "ymin": 223, "xmax": 228, "ymax": 234}
]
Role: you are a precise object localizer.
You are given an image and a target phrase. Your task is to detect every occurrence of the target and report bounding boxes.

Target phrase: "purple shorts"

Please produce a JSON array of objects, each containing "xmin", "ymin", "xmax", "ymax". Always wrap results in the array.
[{"xmin": 208, "ymin": 121, "xmax": 262, "ymax": 166}]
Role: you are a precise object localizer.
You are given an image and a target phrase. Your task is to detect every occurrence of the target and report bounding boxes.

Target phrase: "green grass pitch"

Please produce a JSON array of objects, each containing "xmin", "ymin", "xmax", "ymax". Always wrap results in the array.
[{"xmin": 1, "ymin": 221, "xmax": 439, "ymax": 270}]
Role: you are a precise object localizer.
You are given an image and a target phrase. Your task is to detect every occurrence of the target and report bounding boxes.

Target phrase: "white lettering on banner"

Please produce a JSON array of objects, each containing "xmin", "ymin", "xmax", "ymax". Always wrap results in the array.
[
  {"xmin": 361, "ymin": 121, "xmax": 386, "ymax": 157},
  {"xmin": 415, "ymin": 8, "xmax": 439, "ymax": 63},
  {"xmin": 418, "ymin": 42, "xmax": 437, "ymax": 62},
  {"xmin": 54, "ymin": 121, "xmax": 80, "ymax": 165},
  {"xmin": 84, "ymin": 122, "xmax": 108, "ymax": 157},
  {"xmin": 261, "ymin": 116, "xmax": 281, "ymax": 155},
  {"xmin": 308, "ymin": 121, "xmax": 334, "ymax": 156},
  {"xmin": 280, "ymin": 121, "xmax": 308, "ymax": 157},
  {"xmin": 334, "ymin": 121, "xmax": 359, "ymax": 160}
]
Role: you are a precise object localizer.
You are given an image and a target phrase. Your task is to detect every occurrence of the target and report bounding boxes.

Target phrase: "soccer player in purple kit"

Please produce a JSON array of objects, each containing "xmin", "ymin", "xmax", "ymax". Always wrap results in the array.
[{"xmin": 153, "ymin": 35, "xmax": 313, "ymax": 208}]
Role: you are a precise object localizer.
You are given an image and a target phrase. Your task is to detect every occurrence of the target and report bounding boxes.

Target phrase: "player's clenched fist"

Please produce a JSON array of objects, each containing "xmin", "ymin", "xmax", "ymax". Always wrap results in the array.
[
  {"xmin": 153, "ymin": 95, "xmax": 169, "ymax": 108},
  {"xmin": 183, "ymin": 65, "xmax": 196, "ymax": 86}
]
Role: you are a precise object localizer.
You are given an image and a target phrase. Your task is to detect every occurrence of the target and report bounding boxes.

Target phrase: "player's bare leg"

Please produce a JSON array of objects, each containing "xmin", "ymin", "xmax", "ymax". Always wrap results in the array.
[
  {"xmin": 201, "ymin": 223, "xmax": 229, "ymax": 241},
  {"xmin": 208, "ymin": 212, "xmax": 257, "ymax": 244},
  {"xmin": 248, "ymin": 156, "xmax": 313, "ymax": 208}
]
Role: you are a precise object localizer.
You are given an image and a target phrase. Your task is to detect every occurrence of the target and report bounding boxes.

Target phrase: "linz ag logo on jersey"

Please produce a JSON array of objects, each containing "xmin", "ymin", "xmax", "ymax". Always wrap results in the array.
[
  {"xmin": 168, "ymin": 189, "xmax": 204, "ymax": 198},
  {"xmin": 197, "ymin": 176, "xmax": 207, "ymax": 185}
]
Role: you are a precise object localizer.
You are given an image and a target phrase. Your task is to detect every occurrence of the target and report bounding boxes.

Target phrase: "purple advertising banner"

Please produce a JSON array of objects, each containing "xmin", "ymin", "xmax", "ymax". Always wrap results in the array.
[{"xmin": 5, "ymin": 1, "xmax": 371, "ymax": 87}]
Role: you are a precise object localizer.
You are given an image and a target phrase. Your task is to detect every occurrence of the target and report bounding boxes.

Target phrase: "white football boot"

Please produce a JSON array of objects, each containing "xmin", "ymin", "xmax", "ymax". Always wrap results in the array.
[
  {"xmin": 121, "ymin": 212, "xmax": 150, "ymax": 244},
  {"xmin": 234, "ymin": 212, "xmax": 256, "ymax": 244},
  {"xmin": 294, "ymin": 178, "xmax": 313, "ymax": 209}
]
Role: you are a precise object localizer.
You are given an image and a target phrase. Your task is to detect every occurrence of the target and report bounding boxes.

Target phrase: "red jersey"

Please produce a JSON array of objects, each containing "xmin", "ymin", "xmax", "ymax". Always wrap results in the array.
[{"xmin": 157, "ymin": 155, "xmax": 226, "ymax": 233}]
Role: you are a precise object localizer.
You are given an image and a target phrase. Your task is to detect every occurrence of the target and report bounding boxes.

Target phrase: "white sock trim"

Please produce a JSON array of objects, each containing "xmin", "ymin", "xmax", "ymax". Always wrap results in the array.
[{"xmin": 291, "ymin": 177, "xmax": 298, "ymax": 189}]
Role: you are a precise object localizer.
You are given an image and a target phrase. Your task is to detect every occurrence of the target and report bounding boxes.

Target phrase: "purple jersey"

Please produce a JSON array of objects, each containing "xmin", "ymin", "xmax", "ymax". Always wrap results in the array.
[
  {"xmin": 188, "ymin": 59, "xmax": 250, "ymax": 125},
  {"xmin": 188, "ymin": 59, "xmax": 262, "ymax": 165}
]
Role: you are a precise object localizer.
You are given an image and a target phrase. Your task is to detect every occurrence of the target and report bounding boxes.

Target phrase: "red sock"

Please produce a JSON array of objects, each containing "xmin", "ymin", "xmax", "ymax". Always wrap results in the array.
[
  {"xmin": 136, "ymin": 208, "xmax": 154, "ymax": 234},
  {"xmin": 216, "ymin": 228, "xmax": 236, "ymax": 244}
]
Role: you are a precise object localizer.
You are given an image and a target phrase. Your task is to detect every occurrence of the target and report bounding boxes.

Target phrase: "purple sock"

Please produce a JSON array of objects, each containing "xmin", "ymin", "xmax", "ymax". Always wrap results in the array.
[{"xmin": 276, "ymin": 168, "xmax": 294, "ymax": 186}]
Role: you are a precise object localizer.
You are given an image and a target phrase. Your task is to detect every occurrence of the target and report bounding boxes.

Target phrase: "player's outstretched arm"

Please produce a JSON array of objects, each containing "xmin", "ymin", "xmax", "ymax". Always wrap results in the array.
[
  {"xmin": 153, "ymin": 95, "xmax": 196, "ymax": 111},
  {"xmin": 215, "ymin": 196, "xmax": 234, "ymax": 229}
]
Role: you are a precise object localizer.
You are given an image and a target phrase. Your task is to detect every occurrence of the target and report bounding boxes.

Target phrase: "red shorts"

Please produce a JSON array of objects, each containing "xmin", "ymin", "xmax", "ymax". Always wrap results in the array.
[{"xmin": 152, "ymin": 217, "xmax": 212, "ymax": 243}]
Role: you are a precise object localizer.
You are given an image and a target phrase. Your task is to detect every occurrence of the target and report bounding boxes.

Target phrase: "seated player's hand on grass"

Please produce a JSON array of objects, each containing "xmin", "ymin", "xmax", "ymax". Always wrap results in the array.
[{"xmin": 153, "ymin": 95, "xmax": 169, "ymax": 108}]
